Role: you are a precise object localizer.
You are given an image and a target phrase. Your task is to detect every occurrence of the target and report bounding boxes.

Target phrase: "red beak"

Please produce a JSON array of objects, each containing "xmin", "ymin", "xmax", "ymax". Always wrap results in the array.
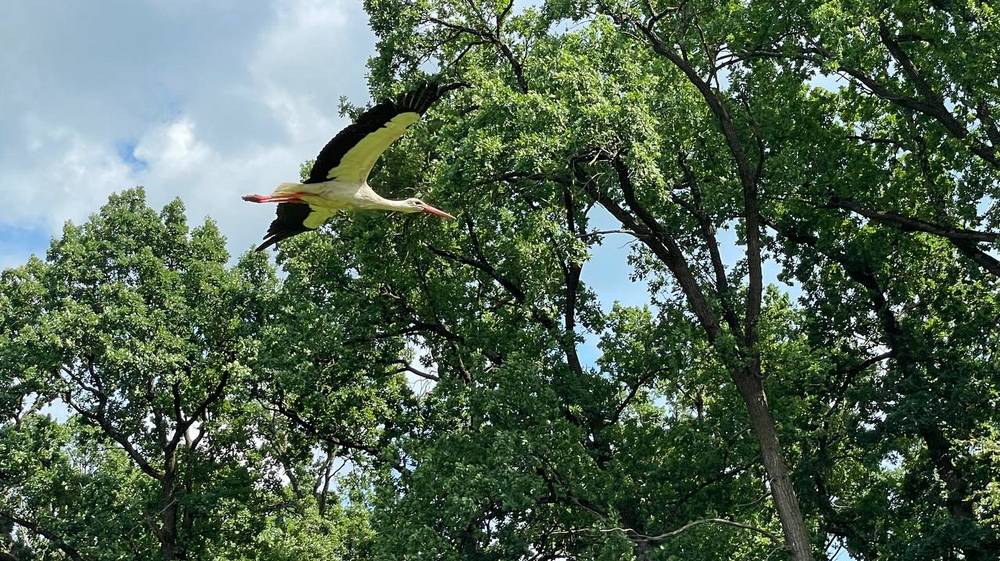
[{"xmin": 422, "ymin": 204, "xmax": 456, "ymax": 220}]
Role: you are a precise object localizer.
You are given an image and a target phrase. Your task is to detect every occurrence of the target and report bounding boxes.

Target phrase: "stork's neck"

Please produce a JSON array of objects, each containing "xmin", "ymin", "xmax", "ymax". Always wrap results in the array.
[
  {"xmin": 369, "ymin": 197, "xmax": 413, "ymax": 212},
  {"xmin": 358, "ymin": 186, "xmax": 417, "ymax": 213}
]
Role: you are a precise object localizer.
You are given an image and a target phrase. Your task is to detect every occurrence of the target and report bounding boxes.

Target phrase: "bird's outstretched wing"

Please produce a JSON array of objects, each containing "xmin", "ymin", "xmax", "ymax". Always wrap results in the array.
[
  {"xmin": 256, "ymin": 203, "xmax": 335, "ymax": 251},
  {"xmin": 305, "ymin": 81, "xmax": 465, "ymax": 185}
]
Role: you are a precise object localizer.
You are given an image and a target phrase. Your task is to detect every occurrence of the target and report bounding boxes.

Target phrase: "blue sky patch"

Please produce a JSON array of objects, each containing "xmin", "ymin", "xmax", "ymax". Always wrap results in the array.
[
  {"xmin": 115, "ymin": 139, "xmax": 149, "ymax": 173},
  {"xmin": 0, "ymin": 224, "xmax": 50, "ymax": 269}
]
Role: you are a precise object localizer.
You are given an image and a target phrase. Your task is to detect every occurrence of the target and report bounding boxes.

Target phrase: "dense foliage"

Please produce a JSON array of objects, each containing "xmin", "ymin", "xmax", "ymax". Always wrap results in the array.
[{"xmin": 2, "ymin": 1, "xmax": 998, "ymax": 560}]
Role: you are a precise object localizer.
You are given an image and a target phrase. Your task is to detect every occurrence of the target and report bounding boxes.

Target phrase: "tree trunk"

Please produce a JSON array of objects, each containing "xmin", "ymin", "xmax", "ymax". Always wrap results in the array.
[
  {"xmin": 732, "ymin": 366, "xmax": 814, "ymax": 561},
  {"xmin": 159, "ymin": 468, "xmax": 181, "ymax": 561}
]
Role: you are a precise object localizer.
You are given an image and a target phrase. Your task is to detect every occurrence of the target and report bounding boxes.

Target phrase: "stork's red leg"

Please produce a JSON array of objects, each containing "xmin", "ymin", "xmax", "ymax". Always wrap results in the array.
[{"xmin": 242, "ymin": 193, "xmax": 305, "ymax": 204}]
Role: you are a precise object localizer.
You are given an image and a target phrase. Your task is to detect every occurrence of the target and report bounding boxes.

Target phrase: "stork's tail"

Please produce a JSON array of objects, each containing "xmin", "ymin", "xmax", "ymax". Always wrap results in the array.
[{"xmin": 273, "ymin": 182, "xmax": 305, "ymax": 194}]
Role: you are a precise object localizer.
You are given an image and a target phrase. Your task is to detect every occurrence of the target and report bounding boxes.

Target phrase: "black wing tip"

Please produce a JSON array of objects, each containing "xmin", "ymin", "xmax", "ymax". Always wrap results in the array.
[
  {"xmin": 255, "ymin": 238, "xmax": 277, "ymax": 252},
  {"xmin": 256, "ymin": 228, "xmax": 309, "ymax": 252},
  {"xmin": 256, "ymin": 203, "xmax": 314, "ymax": 251},
  {"xmin": 255, "ymin": 232, "xmax": 287, "ymax": 252}
]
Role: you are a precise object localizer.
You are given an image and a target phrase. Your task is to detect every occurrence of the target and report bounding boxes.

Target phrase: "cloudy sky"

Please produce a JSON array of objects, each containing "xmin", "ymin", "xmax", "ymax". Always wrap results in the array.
[{"xmin": 0, "ymin": 0, "xmax": 379, "ymax": 267}]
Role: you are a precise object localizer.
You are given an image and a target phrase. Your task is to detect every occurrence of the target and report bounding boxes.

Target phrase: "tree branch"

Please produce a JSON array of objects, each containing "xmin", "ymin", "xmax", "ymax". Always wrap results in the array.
[
  {"xmin": 267, "ymin": 395, "xmax": 382, "ymax": 457},
  {"xmin": 603, "ymin": 155, "xmax": 724, "ymax": 341},
  {"xmin": 639, "ymin": 517, "xmax": 781, "ymax": 544},
  {"xmin": 676, "ymin": 155, "xmax": 744, "ymax": 337},
  {"xmin": 824, "ymin": 196, "xmax": 1000, "ymax": 277},
  {"xmin": 824, "ymin": 351, "xmax": 895, "ymax": 420},
  {"xmin": 0, "ymin": 511, "xmax": 86, "ymax": 561},
  {"xmin": 826, "ymin": 196, "xmax": 1000, "ymax": 242},
  {"xmin": 559, "ymin": 186, "xmax": 586, "ymax": 377},
  {"xmin": 552, "ymin": 517, "xmax": 780, "ymax": 545},
  {"xmin": 625, "ymin": 14, "xmax": 764, "ymax": 351},
  {"xmin": 428, "ymin": 15, "xmax": 528, "ymax": 92},
  {"xmin": 427, "ymin": 221, "xmax": 558, "ymax": 331},
  {"xmin": 64, "ymin": 391, "xmax": 163, "ymax": 480},
  {"xmin": 393, "ymin": 361, "xmax": 440, "ymax": 381},
  {"xmin": 951, "ymin": 240, "xmax": 1000, "ymax": 277},
  {"xmin": 169, "ymin": 359, "xmax": 233, "ymax": 453}
]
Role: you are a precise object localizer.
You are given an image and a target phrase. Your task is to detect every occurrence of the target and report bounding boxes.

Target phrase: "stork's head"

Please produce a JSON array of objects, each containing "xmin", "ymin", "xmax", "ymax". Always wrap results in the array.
[{"xmin": 402, "ymin": 198, "xmax": 455, "ymax": 220}]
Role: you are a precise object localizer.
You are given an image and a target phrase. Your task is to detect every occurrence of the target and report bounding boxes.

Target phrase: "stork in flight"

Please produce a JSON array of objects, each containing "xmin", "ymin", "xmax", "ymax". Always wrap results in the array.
[{"xmin": 243, "ymin": 82, "xmax": 461, "ymax": 251}]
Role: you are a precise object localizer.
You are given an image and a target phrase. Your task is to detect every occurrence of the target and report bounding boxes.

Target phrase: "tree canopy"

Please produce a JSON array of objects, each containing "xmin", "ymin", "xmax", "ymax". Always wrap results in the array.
[{"xmin": 2, "ymin": 1, "xmax": 998, "ymax": 560}]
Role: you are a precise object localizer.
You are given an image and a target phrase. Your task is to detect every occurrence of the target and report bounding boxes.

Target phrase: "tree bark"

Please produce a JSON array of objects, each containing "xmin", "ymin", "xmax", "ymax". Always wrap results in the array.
[
  {"xmin": 732, "ymin": 368, "xmax": 814, "ymax": 561},
  {"xmin": 158, "ymin": 461, "xmax": 182, "ymax": 561}
]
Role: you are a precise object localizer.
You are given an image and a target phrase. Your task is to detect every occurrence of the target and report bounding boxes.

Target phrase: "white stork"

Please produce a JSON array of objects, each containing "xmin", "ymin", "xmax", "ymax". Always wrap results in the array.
[{"xmin": 243, "ymin": 82, "xmax": 461, "ymax": 251}]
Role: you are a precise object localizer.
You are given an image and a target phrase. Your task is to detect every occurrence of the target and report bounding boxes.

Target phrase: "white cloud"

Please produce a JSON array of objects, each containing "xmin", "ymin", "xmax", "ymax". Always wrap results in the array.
[
  {"xmin": 133, "ymin": 119, "xmax": 305, "ymax": 252},
  {"xmin": 250, "ymin": 0, "xmax": 371, "ymax": 144},
  {"xmin": 2, "ymin": 122, "xmax": 132, "ymax": 231},
  {"xmin": 134, "ymin": 118, "xmax": 210, "ymax": 175}
]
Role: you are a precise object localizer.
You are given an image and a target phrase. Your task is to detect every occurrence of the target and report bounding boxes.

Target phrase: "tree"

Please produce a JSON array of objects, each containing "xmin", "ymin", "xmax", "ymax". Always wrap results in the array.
[
  {"xmin": 358, "ymin": 0, "xmax": 817, "ymax": 557},
  {"xmin": 0, "ymin": 190, "xmax": 372, "ymax": 560},
  {"xmin": 267, "ymin": 0, "xmax": 994, "ymax": 559}
]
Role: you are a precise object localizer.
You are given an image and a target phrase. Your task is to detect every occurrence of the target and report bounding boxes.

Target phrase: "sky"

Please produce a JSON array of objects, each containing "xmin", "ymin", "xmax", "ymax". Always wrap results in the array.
[{"xmin": 1, "ymin": 0, "xmax": 376, "ymax": 265}]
